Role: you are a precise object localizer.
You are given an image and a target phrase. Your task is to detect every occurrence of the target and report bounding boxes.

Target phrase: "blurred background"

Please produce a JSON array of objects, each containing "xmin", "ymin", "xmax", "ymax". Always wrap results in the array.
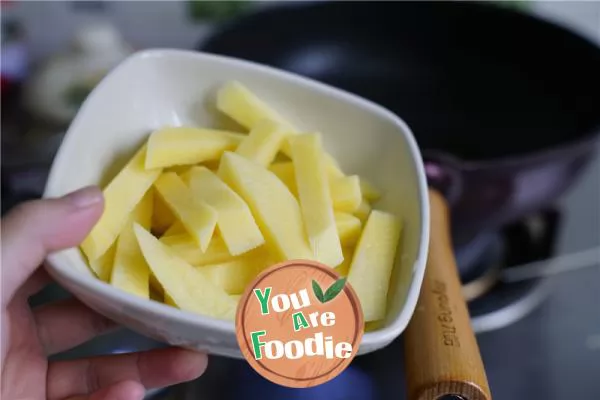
[{"xmin": 1, "ymin": 1, "xmax": 599, "ymax": 400}]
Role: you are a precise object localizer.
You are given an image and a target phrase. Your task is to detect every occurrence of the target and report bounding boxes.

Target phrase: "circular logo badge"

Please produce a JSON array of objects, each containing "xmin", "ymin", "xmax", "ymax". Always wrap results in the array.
[{"xmin": 235, "ymin": 259, "xmax": 364, "ymax": 388}]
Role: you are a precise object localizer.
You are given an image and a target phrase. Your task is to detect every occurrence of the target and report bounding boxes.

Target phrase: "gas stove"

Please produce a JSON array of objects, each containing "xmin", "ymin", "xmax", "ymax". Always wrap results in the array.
[{"xmin": 458, "ymin": 209, "xmax": 560, "ymax": 334}]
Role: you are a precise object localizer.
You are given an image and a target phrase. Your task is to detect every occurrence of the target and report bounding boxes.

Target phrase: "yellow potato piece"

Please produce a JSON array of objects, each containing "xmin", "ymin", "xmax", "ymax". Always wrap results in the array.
[
  {"xmin": 154, "ymin": 172, "xmax": 217, "ymax": 251},
  {"xmin": 330, "ymin": 175, "xmax": 362, "ymax": 213},
  {"xmin": 359, "ymin": 178, "xmax": 381, "ymax": 201},
  {"xmin": 230, "ymin": 294, "xmax": 242, "ymax": 303},
  {"xmin": 150, "ymin": 274, "xmax": 163, "ymax": 297},
  {"xmin": 188, "ymin": 167, "xmax": 264, "ymax": 255},
  {"xmin": 160, "ymin": 234, "xmax": 234, "ymax": 266},
  {"xmin": 110, "ymin": 192, "xmax": 153, "ymax": 299},
  {"xmin": 334, "ymin": 247, "xmax": 355, "ymax": 277},
  {"xmin": 151, "ymin": 189, "xmax": 175, "ymax": 235},
  {"xmin": 177, "ymin": 168, "xmax": 192, "ymax": 186},
  {"xmin": 217, "ymin": 81, "xmax": 293, "ymax": 131},
  {"xmin": 199, "ymin": 247, "xmax": 273, "ymax": 295},
  {"xmin": 81, "ymin": 144, "xmax": 161, "ymax": 261},
  {"xmin": 162, "ymin": 221, "xmax": 186, "ymax": 237},
  {"xmin": 218, "ymin": 151, "xmax": 312, "ymax": 261},
  {"xmin": 290, "ymin": 133, "xmax": 343, "ymax": 267},
  {"xmin": 87, "ymin": 243, "xmax": 116, "ymax": 282},
  {"xmin": 235, "ymin": 119, "xmax": 287, "ymax": 167},
  {"xmin": 324, "ymin": 154, "xmax": 345, "ymax": 178},
  {"xmin": 269, "ymin": 162, "xmax": 297, "ymax": 197},
  {"xmin": 354, "ymin": 199, "xmax": 372, "ymax": 222},
  {"xmin": 335, "ymin": 212, "xmax": 362, "ymax": 247},
  {"xmin": 134, "ymin": 224, "xmax": 236, "ymax": 320},
  {"xmin": 270, "ymin": 161, "xmax": 349, "ymax": 200},
  {"xmin": 164, "ymin": 292, "xmax": 177, "ymax": 307},
  {"xmin": 145, "ymin": 127, "xmax": 244, "ymax": 169},
  {"xmin": 347, "ymin": 210, "xmax": 402, "ymax": 322},
  {"xmin": 216, "ymin": 81, "xmax": 346, "ymax": 170},
  {"xmin": 165, "ymin": 165, "xmax": 192, "ymax": 175}
]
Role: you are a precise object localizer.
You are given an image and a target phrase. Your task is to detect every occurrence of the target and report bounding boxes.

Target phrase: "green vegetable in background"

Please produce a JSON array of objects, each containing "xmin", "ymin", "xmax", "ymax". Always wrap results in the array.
[{"xmin": 187, "ymin": 1, "xmax": 251, "ymax": 23}]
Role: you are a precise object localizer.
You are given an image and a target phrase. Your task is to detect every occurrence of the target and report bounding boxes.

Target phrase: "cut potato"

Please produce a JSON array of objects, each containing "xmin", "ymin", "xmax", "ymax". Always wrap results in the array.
[
  {"xmin": 235, "ymin": 119, "xmax": 287, "ymax": 166},
  {"xmin": 87, "ymin": 243, "xmax": 116, "ymax": 282},
  {"xmin": 151, "ymin": 189, "xmax": 175, "ymax": 235},
  {"xmin": 179, "ymin": 168, "xmax": 193, "ymax": 186},
  {"xmin": 110, "ymin": 192, "xmax": 153, "ymax": 299},
  {"xmin": 134, "ymin": 224, "xmax": 236, "ymax": 320},
  {"xmin": 154, "ymin": 172, "xmax": 218, "ymax": 251},
  {"xmin": 347, "ymin": 210, "xmax": 402, "ymax": 322},
  {"xmin": 330, "ymin": 175, "xmax": 362, "ymax": 213},
  {"xmin": 269, "ymin": 162, "xmax": 297, "ymax": 197},
  {"xmin": 360, "ymin": 178, "xmax": 381, "ymax": 202},
  {"xmin": 217, "ymin": 81, "xmax": 345, "ymax": 170},
  {"xmin": 162, "ymin": 221, "xmax": 186, "ymax": 237},
  {"xmin": 324, "ymin": 154, "xmax": 345, "ymax": 179},
  {"xmin": 145, "ymin": 127, "xmax": 244, "ymax": 169},
  {"xmin": 164, "ymin": 292, "xmax": 176, "ymax": 307},
  {"xmin": 81, "ymin": 144, "xmax": 161, "ymax": 261},
  {"xmin": 290, "ymin": 133, "xmax": 343, "ymax": 267},
  {"xmin": 200, "ymin": 247, "xmax": 273, "ymax": 295},
  {"xmin": 271, "ymin": 161, "xmax": 361, "ymax": 215},
  {"xmin": 335, "ymin": 212, "xmax": 362, "ymax": 247},
  {"xmin": 160, "ymin": 234, "xmax": 234, "ymax": 266},
  {"xmin": 164, "ymin": 165, "xmax": 192, "ymax": 175},
  {"xmin": 354, "ymin": 199, "xmax": 372, "ymax": 222},
  {"xmin": 150, "ymin": 274, "xmax": 163, "ymax": 296},
  {"xmin": 218, "ymin": 152, "xmax": 312, "ymax": 261},
  {"xmin": 188, "ymin": 167, "xmax": 264, "ymax": 255},
  {"xmin": 217, "ymin": 81, "xmax": 293, "ymax": 131},
  {"xmin": 334, "ymin": 247, "xmax": 355, "ymax": 277}
]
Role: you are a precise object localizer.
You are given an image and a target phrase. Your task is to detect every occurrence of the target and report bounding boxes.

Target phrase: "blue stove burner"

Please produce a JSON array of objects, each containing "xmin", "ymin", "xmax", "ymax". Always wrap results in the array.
[{"xmin": 230, "ymin": 363, "xmax": 375, "ymax": 400}]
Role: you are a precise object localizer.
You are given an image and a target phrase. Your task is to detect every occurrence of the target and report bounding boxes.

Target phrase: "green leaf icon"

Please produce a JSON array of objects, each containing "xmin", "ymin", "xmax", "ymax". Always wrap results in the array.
[
  {"xmin": 322, "ymin": 277, "xmax": 347, "ymax": 303},
  {"xmin": 312, "ymin": 279, "xmax": 325, "ymax": 303}
]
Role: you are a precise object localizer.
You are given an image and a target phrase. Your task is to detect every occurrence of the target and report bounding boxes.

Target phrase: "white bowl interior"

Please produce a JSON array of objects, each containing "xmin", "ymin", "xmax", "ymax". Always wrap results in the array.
[{"xmin": 44, "ymin": 49, "xmax": 429, "ymax": 357}]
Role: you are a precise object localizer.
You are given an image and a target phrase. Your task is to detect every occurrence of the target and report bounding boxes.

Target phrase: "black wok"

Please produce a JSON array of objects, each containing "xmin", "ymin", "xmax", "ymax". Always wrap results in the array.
[{"xmin": 200, "ymin": 1, "xmax": 600, "ymax": 249}]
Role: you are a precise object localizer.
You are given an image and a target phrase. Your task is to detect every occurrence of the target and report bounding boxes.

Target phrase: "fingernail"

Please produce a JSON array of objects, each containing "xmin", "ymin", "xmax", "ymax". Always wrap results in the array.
[{"xmin": 64, "ymin": 186, "xmax": 103, "ymax": 209}]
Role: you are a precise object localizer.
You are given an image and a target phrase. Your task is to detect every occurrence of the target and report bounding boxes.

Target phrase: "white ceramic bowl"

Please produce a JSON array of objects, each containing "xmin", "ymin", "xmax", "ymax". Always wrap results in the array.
[{"xmin": 44, "ymin": 49, "xmax": 430, "ymax": 358}]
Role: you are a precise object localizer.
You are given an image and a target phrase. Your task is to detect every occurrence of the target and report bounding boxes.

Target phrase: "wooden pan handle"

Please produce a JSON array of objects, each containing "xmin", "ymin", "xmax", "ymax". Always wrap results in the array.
[{"xmin": 403, "ymin": 190, "xmax": 491, "ymax": 400}]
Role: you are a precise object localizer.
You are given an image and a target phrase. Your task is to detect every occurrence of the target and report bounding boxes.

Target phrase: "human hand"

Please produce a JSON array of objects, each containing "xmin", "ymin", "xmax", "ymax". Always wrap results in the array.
[{"xmin": 1, "ymin": 187, "xmax": 208, "ymax": 400}]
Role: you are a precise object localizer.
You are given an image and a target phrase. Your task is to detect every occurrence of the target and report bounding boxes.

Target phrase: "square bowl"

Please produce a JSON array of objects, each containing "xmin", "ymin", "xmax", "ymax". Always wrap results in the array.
[{"xmin": 44, "ymin": 49, "xmax": 429, "ymax": 358}]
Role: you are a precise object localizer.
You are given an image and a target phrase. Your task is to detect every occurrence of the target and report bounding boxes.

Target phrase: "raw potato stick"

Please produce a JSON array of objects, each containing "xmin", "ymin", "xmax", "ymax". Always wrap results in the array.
[
  {"xmin": 335, "ymin": 212, "xmax": 363, "ymax": 247},
  {"xmin": 218, "ymin": 151, "xmax": 313, "ymax": 261},
  {"xmin": 217, "ymin": 81, "xmax": 293, "ymax": 131},
  {"xmin": 235, "ymin": 119, "xmax": 287, "ymax": 166},
  {"xmin": 134, "ymin": 224, "xmax": 236, "ymax": 320},
  {"xmin": 290, "ymin": 133, "xmax": 343, "ymax": 267},
  {"xmin": 160, "ymin": 234, "xmax": 234, "ymax": 266},
  {"xmin": 87, "ymin": 243, "xmax": 116, "ymax": 282},
  {"xmin": 198, "ymin": 247, "xmax": 273, "ymax": 295},
  {"xmin": 145, "ymin": 127, "xmax": 244, "ymax": 169},
  {"xmin": 110, "ymin": 192, "xmax": 153, "ymax": 299},
  {"xmin": 216, "ymin": 81, "xmax": 346, "ymax": 172},
  {"xmin": 330, "ymin": 175, "xmax": 362, "ymax": 213},
  {"xmin": 80, "ymin": 144, "xmax": 162, "ymax": 261},
  {"xmin": 354, "ymin": 199, "xmax": 372, "ymax": 222},
  {"xmin": 347, "ymin": 210, "xmax": 402, "ymax": 322},
  {"xmin": 154, "ymin": 172, "xmax": 218, "ymax": 252},
  {"xmin": 188, "ymin": 167, "xmax": 264, "ymax": 255}
]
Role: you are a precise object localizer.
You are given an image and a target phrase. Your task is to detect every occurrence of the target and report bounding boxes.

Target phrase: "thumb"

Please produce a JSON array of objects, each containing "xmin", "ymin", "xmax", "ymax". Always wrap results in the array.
[{"xmin": 1, "ymin": 186, "xmax": 104, "ymax": 305}]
